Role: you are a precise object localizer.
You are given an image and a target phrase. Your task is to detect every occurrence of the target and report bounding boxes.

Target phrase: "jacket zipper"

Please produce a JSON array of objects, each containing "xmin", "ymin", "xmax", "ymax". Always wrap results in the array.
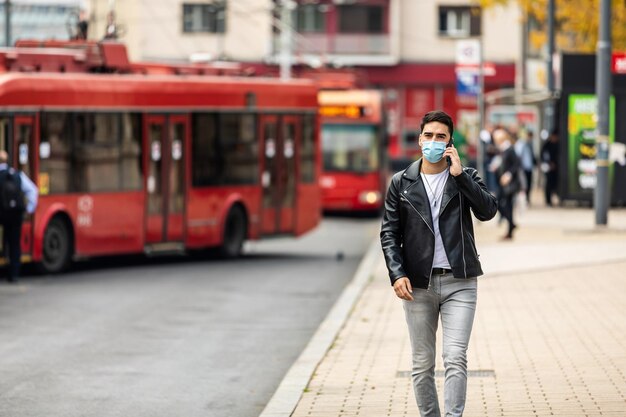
[
  {"xmin": 400, "ymin": 194, "xmax": 435, "ymax": 236},
  {"xmin": 459, "ymin": 194, "xmax": 467, "ymax": 277},
  {"xmin": 402, "ymin": 180, "xmax": 436, "ymax": 284}
]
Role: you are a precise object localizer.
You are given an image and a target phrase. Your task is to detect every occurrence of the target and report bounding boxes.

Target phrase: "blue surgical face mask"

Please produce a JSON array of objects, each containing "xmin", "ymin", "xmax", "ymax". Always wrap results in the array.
[{"xmin": 421, "ymin": 140, "xmax": 447, "ymax": 163}]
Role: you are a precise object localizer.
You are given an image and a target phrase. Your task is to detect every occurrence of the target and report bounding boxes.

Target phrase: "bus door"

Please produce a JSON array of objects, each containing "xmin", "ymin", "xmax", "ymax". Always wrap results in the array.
[
  {"xmin": 4, "ymin": 115, "xmax": 37, "ymax": 260},
  {"xmin": 260, "ymin": 115, "xmax": 298, "ymax": 235},
  {"xmin": 144, "ymin": 115, "xmax": 188, "ymax": 245}
]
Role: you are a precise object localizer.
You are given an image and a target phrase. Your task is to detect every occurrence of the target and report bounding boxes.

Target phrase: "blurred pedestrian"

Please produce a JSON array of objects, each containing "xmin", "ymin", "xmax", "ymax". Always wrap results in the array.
[
  {"xmin": 380, "ymin": 110, "xmax": 497, "ymax": 417},
  {"xmin": 104, "ymin": 11, "xmax": 118, "ymax": 40},
  {"xmin": 482, "ymin": 129, "xmax": 499, "ymax": 193},
  {"xmin": 541, "ymin": 131, "xmax": 560, "ymax": 206},
  {"xmin": 0, "ymin": 151, "xmax": 38, "ymax": 283},
  {"xmin": 491, "ymin": 128, "xmax": 521, "ymax": 240},
  {"xmin": 76, "ymin": 9, "xmax": 89, "ymax": 40},
  {"xmin": 515, "ymin": 130, "xmax": 536, "ymax": 204}
]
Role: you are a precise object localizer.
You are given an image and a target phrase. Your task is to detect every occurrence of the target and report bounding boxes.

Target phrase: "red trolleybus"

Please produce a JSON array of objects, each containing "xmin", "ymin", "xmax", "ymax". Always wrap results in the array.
[
  {"xmin": 318, "ymin": 90, "xmax": 386, "ymax": 212},
  {"xmin": 0, "ymin": 43, "xmax": 321, "ymax": 273}
]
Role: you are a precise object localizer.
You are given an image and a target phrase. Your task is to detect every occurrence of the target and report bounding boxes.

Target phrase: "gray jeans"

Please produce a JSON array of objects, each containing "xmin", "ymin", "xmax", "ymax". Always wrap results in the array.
[{"xmin": 403, "ymin": 273, "xmax": 477, "ymax": 417}]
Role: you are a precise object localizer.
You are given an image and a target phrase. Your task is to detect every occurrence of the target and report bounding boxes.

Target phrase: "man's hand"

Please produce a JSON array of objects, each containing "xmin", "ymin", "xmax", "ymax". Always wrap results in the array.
[
  {"xmin": 393, "ymin": 277, "xmax": 413, "ymax": 301},
  {"xmin": 500, "ymin": 171, "xmax": 512, "ymax": 186},
  {"xmin": 444, "ymin": 146, "xmax": 463, "ymax": 177}
]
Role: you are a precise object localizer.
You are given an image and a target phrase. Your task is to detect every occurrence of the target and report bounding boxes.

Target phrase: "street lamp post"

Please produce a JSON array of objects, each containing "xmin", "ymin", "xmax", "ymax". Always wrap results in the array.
[
  {"xmin": 546, "ymin": 0, "xmax": 555, "ymax": 133},
  {"xmin": 4, "ymin": 0, "xmax": 10, "ymax": 47},
  {"xmin": 594, "ymin": 0, "xmax": 611, "ymax": 225},
  {"xmin": 279, "ymin": 0, "xmax": 293, "ymax": 81}
]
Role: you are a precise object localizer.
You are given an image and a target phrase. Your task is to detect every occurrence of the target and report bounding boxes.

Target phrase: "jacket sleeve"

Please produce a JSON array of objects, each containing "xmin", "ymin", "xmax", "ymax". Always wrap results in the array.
[
  {"xmin": 453, "ymin": 168, "xmax": 498, "ymax": 222},
  {"xmin": 19, "ymin": 171, "xmax": 39, "ymax": 214},
  {"xmin": 380, "ymin": 173, "xmax": 407, "ymax": 285}
]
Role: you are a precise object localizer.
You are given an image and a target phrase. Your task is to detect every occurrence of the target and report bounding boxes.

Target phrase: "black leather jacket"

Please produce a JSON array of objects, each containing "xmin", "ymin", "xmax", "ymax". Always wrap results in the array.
[{"xmin": 380, "ymin": 159, "xmax": 498, "ymax": 289}]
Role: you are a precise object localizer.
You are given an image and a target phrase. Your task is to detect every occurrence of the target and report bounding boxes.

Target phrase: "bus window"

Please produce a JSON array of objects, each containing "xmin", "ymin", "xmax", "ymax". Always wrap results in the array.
[
  {"xmin": 0, "ymin": 117, "xmax": 9, "ymax": 154},
  {"xmin": 191, "ymin": 113, "xmax": 219, "ymax": 186},
  {"xmin": 301, "ymin": 114, "xmax": 316, "ymax": 183},
  {"xmin": 191, "ymin": 113, "xmax": 258, "ymax": 186},
  {"xmin": 16, "ymin": 123, "xmax": 33, "ymax": 178},
  {"xmin": 282, "ymin": 120, "xmax": 296, "ymax": 207},
  {"xmin": 40, "ymin": 112, "xmax": 71, "ymax": 194},
  {"xmin": 148, "ymin": 123, "xmax": 164, "ymax": 215},
  {"xmin": 322, "ymin": 124, "xmax": 379, "ymax": 173},
  {"xmin": 74, "ymin": 113, "xmax": 122, "ymax": 192},
  {"xmin": 120, "ymin": 113, "xmax": 143, "ymax": 191},
  {"xmin": 220, "ymin": 113, "xmax": 258, "ymax": 185},
  {"xmin": 169, "ymin": 122, "xmax": 185, "ymax": 213}
]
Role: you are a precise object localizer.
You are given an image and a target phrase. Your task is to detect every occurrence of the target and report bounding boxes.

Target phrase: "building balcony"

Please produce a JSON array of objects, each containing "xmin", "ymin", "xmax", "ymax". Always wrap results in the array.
[{"xmin": 272, "ymin": 33, "xmax": 395, "ymax": 66}]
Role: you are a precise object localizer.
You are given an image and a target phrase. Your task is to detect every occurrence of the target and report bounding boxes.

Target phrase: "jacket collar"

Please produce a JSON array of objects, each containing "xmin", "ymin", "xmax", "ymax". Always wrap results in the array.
[
  {"xmin": 402, "ymin": 159, "xmax": 423, "ymax": 181},
  {"xmin": 401, "ymin": 158, "xmax": 460, "ymax": 219}
]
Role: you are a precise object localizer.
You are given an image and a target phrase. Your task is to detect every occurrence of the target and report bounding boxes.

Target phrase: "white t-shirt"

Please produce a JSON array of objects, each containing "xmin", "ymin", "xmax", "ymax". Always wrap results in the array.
[{"xmin": 421, "ymin": 169, "xmax": 451, "ymax": 269}]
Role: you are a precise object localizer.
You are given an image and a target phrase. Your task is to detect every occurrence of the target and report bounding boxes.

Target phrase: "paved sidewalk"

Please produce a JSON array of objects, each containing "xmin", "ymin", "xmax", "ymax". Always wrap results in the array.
[{"xmin": 290, "ymin": 206, "xmax": 626, "ymax": 417}]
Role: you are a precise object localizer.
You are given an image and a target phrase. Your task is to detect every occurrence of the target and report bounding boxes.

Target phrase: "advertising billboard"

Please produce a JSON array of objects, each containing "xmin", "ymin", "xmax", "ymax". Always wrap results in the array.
[{"xmin": 567, "ymin": 94, "xmax": 615, "ymax": 197}]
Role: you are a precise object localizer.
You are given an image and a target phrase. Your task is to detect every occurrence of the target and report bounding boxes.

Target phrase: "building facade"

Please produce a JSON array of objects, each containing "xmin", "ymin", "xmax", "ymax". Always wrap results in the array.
[{"xmin": 88, "ymin": 0, "xmax": 523, "ymax": 164}]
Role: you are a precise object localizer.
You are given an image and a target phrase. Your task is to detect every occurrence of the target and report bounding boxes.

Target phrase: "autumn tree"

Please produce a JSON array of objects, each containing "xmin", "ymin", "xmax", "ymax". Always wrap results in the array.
[{"xmin": 477, "ymin": 0, "xmax": 626, "ymax": 53}]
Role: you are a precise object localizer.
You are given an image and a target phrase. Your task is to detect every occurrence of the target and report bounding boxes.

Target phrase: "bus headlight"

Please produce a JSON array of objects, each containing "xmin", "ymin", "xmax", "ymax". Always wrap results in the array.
[{"xmin": 358, "ymin": 191, "xmax": 381, "ymax": 205}]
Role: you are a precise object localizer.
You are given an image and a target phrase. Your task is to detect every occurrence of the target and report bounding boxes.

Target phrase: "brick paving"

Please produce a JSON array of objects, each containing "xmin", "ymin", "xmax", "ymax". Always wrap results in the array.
[{"xmin": 291, "ymin": 206, "xmax": 626, "ymax": 417}]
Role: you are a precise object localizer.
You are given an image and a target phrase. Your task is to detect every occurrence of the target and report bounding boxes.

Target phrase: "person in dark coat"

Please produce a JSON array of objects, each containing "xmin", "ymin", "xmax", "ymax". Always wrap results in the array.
[
  {"xmin": 0, "ymin": 150, "xmax": 38, "ymax": 282},
  {"xmin": 491, "ymin": 128, "xmax": 521, "ymax": 240},
  {"xmin": 541, "ymin": 131, "xmax": 560, "ymax": 206},
  {"xmin": 381, "ymin": 111, "xmax": 497, "ymax": 416}
]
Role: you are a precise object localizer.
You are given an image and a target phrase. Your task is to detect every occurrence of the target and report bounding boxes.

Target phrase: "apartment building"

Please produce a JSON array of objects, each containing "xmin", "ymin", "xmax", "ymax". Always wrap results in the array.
[{"xmin": 89, "ymin": 0, "xmax": 522, "ymax": 157}]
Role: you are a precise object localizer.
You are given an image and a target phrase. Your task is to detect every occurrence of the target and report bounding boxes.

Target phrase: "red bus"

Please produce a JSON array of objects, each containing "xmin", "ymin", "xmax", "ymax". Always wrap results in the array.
[
  {"xmin": 318, "ymin": 90, "xmax": 386, "ymax": 212},
  {"xmin": 0, "ymin": 43, "xmax": 321, "ymax": 273}
]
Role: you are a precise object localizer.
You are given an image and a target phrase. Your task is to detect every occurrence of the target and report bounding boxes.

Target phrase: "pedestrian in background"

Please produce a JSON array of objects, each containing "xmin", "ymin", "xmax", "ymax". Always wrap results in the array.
[
  {"xmin": 0, "ymin": 150, "xmax": 38, "ymax": 283},
  {"xmin": 515, "ymin": 130, "xmax": 536, "ymax": 204},
  {"xmin": 541, "ymin": 131, "xmax": 560, "ymax": 206},
  {"xmin": 490, "ymin": 128, "xmax": 521, "ymax": 240},
  {"xmin": 380, "ymin": 110, "xmax": 497, "ymax": 417}
]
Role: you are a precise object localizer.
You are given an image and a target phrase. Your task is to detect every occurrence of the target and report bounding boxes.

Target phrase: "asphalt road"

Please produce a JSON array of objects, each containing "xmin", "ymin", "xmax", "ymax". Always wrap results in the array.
[{"xmin": 0, "ymin": 216, "xmax": 380, "ymax": 417}]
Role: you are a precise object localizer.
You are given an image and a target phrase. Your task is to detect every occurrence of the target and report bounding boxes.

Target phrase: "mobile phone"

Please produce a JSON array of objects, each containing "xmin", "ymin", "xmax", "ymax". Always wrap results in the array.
[{"xmin": 446, "ymin": 137, "xmax": 454, "ymax": 166}]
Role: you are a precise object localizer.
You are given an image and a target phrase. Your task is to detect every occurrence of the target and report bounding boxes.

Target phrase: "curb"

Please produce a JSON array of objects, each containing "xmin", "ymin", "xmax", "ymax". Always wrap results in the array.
[{"xmin": 258, "ymin": 238, "xmax": 382, "ymax": 417}]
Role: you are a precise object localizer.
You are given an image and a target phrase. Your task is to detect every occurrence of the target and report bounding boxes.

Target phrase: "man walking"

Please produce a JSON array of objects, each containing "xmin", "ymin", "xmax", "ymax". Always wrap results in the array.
[
  {"xmin": 380, "ymin": 111, "xmax": 497, "ymax": 417},
  {"xmin": 0, "ymin": 150, "xmax": 38, "ymax": 283}
]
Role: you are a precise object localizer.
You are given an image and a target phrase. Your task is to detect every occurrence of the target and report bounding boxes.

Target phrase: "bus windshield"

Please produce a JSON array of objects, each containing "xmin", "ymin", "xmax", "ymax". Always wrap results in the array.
[{"xmin": 322, "ymin": 124, "xmax": 379, "ymax": 173}]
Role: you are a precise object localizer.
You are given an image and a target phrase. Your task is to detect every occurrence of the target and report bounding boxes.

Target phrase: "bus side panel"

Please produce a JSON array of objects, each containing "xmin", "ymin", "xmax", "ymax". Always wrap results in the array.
[
  {"xmin": 185, "ymin": 186, "xmax": 261, "ymax": 248},
  {"xmin": 321, "ymin": 172, "xmax": 383, "ymax": 212},
  {"xmin": 33, "ymin": 193, "xmax": 145, "ymax": 259},
  {"xmin": 295, "ymin": 183, "xmax": 321, "ymax": 236},
  {"xmin": 76, "ymin": 193, "xmax": 144, "ymax": 256}
]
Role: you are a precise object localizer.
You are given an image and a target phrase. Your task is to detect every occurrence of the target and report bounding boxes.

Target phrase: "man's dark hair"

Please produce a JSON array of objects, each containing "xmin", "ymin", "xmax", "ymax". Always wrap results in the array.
[{"xmin": 420, "ymin": 110, "xmax": 454, "ymax": 137}]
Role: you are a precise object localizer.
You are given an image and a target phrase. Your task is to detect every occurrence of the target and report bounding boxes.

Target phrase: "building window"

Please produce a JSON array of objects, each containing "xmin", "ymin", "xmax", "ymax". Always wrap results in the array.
[
  {"xmin": 338, "ymin": 5, "xmax": 384, "ymax": 33},
  {"xmin": 183, "ymin": 2, "xmax": 226, "ymax": 33},
  {"xmin": 294, "ymin": 3, "xmax": 326, "ymax": 33},
  {"xmin": 438, "ymin": 6, "xmax": 481, "ymax": 38}
]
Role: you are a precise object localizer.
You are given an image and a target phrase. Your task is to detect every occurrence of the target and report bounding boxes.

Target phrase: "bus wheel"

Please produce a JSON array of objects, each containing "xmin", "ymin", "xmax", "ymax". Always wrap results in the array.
[
  {"xmin": 219, "ymin": 206, "xmax": 247, "ymax": 259},
  {"xmin": 40, "ymin": 217, "xmax": 73, "ymax": 273}
]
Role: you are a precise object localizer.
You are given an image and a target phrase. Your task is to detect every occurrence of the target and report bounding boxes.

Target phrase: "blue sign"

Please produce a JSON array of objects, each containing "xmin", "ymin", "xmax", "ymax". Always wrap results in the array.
[{"xmin": 456, "ymin": 68, "xmax": 479, "ymax": 97}]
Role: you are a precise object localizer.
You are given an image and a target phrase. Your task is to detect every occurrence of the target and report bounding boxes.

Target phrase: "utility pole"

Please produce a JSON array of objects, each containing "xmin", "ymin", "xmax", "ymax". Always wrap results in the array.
[
  {"xmin": 476, "ymin": 35, "xmax": 485, "ymax": 180},
  {"xmin": 594, "ymin": 0, "xmax": 611, "ymax": 225},
  {"xmin": 279, "ymin": 0, "xmax": 293, "ymax": 81},
  {"xmin": 4, "ymin": 0, "xmax": 10, "ymax": 47},
  {"xmin": 545, "ymin": 0, "xmax": 555, "ymax": 133}
]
